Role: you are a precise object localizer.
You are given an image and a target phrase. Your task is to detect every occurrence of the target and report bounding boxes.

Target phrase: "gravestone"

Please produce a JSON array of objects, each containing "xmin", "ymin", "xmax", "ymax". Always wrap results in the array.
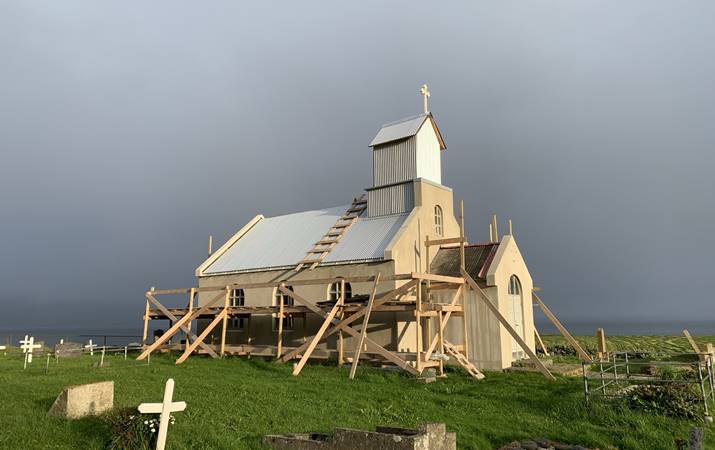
[
  {"xmin": 264, "ymin": 423, "xmax": 455, "ymax": 450},
  {"xmin": 48, "ymin": 381, "xmax": 114, "ymax": 419},
  {"xmin": 55, "ymin": 342, "xmax": 82, "ymax": 359}
]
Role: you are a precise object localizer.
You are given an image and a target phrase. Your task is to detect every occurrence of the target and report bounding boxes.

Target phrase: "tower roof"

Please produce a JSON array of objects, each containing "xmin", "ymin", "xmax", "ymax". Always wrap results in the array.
[{"xmin": 369, "ymin": 113, "xmax": 445, "ymax": 149}]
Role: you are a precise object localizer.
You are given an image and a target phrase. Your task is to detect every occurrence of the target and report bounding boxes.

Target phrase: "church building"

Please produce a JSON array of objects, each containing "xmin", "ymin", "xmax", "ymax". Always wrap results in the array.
[{"xmin": 189, "ymin": 87, "xmax": 536, "ymax": 371}]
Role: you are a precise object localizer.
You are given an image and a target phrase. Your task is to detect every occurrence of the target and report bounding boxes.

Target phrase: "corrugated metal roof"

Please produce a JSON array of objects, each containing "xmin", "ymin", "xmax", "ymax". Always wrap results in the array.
[
  {"xmin": 369, "ymin": 114, "xmax": 428, "ymax": 147},
  {"xmin": 430, "ymin": 244, "xmax": 500, "ymax": 287},
  {"xmin": 203, "ymin": 205, "xmax": 408, "ymax": 275}
]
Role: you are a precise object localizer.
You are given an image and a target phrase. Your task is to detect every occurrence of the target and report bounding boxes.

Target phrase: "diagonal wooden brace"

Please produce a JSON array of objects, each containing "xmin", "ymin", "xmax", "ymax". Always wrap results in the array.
[
  {"xmin": 146, "ymin": 294, "xmax": 219, "ymax": 359},
  {"xmin": 532, "ymin": 292, "xmax": 592, "ymax": 363},
  {"xmin": 349, "ymin": 273, "xmax": 381, "ymax": 379},
  {"xmin": 175, "ymin": 310, "xmax": 227, "ymax": 364},
  {"xmin": 279, "ymin": 280, "xmax": 418, "ymax": 363},
  {"xmin": 137, "ymin": 290, "xmax": 226, "ymax": 360},
  {"xmin": 461, "ymin": 269, "xmax": 555, "ymax": 380},
  {"xmin": 292, "ymin": 301, "xmax": 342, "ymax": 376},
  {"xmin": 279, "ymin": 280, "xmax": 419, "ymax": 376},
  {"xmin": 424, "ymin": 285, "xmax": 463, "ymax": 361}
]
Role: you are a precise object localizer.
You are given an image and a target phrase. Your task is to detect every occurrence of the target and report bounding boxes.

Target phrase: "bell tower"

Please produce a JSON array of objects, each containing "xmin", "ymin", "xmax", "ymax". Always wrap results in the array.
[{"xmin": 366, "ymin": 85, "xmax": 446, "ymax": 217}]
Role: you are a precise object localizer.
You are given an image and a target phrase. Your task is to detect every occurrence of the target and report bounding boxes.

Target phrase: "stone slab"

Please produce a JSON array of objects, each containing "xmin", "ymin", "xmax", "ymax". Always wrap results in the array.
[
  {"xmin": 48, "ymin": 381, "xmax": 114, "ymax": 419},
  {"xmin": 55, "ymin": 342, "xmax": 82, "ymax": 359},
  {"xmin": 264, "ymin": 422, "xmax": 455, "ymax": 450}
]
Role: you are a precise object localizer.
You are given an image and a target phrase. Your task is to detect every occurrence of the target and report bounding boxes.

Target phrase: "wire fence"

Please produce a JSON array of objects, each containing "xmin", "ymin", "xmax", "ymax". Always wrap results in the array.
[
  {"xmin": 1, "ymin": 343, "xmax": 156, "ymax": 376},
  {"xmin": 582, "ymin": 351, "xmax": 715, "ymax": 417}
]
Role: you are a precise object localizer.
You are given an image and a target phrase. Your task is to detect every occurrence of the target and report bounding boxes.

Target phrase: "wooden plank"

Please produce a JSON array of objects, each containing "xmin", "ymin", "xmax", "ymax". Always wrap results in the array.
[
  {"xmin": 277, "ymin": 284, "xmax": 418, "ymax": 376},
  {"xmin": 596, "ymin": 328, "xmax": 606, "ymax": 360},
  {"xmin": 437, "ymin": 311, "xmax": 445, "ymax": 376},
  {"xmin": 424, "ymin": 286, "xmax": 463, "ymax": 361},
  {"xmin": 460, "ymin": 286, "xmax": 469, "ymax": 360},
  {"xmin": 350, "ymin": 273, "xmax": 381, "ymax": 379},
  {"xmin": 196, "ymin": 214, "xmax": 263, "ymax": 276},
  {"xmin": 337, "ymin": 279, "xmax": 345, "ymax": 366},
  {"xmin": 277, "ymin": 291, "xmax": 284, "ymax": 358},
  {"xmin": 425, "ymin": 236, "xmax": 466, "ymax": 247},
  {"xmin": 459, "ymin": 200, "xmax": 465, "ymax": 269},
  {"xmin": 185, "ymin": 288, "xmax": 194, "ymax": 353},
  {"xmin": 462, "ymin": 269, "xmax": 555, "ymax": 380},
  {"xmin": 292, "ymin": 301, "xmax": 342, "ymax": 376},
  {"xmin": 411, "ymin": 272, "xmax": 464, "ymax": 284},
  {"xmin": 316, "ymin": 239, "xmax": 340, "ymax": 245},
  {"xmin": 137, "ymin": 290, "xmax": 226, "ymax": 360},
  {"xmin": 149, "ymin": 274, "xmax": 413, "ymax": 296},
  {"xmin": 145, "ymin": 294, "xmax": 219, "ymax": 358},
  {"xmin": 142, "ymin": 298, "xmax": 150, "ymax": 346},
  {"xmin": 175, "ymin": 310, "xmax": 227, "ymax": 364},
  {"xmin": 683, "ymin": 329, "xmax": 703, "ymax": 360},
  {"xmin": 279, "ymin": 280, "xmax": 418, "ymax": 363},
  {"xmin": 220, "ymin": 290, "xmax": 229, "ymax": 356},
  {"xmin": 416, "ymin": 281, "xmax": 422, "ymax": 373},
  {"xmin": 534, "ymin": 328, "xmax": 549, "ymax": 356},
  {"xmin": 532, "ymin": 292, "xmax": 592, "ymax": 363}
]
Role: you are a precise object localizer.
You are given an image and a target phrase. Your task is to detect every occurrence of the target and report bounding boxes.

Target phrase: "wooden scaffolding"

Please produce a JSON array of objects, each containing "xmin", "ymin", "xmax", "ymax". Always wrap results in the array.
[{"xmin": 137, "ymin": 272, "xmax": 487, "ymax": 380}]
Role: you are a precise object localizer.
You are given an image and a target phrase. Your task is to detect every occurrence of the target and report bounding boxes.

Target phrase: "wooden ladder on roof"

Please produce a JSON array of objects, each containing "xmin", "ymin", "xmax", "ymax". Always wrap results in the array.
[
  {"xmin": 295, "ymin": 194, "xmax": 368, "ymax": 271},
  {"xmin": 443, "ymin": 340, "xmax": 485, "ymax": 380}
]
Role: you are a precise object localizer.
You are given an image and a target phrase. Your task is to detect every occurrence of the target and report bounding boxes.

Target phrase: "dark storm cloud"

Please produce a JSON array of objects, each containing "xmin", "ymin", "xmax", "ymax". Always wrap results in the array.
[{"xmin": 1, "ymin": 1, "xmax": 713, "ymax": 328}]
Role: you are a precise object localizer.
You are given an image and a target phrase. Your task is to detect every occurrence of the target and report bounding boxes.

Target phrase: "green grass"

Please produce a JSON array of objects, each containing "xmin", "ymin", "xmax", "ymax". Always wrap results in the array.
[
  {"xmin": 0, "ymin": 341, "xmax": 712, "ymax": 450},
  {"xmin": 541, "ymin": 334, "xmax": 715, "ymax": 355}
]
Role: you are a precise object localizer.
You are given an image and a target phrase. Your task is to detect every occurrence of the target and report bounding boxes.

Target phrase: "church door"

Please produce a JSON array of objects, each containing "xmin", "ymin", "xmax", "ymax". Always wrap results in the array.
[{"xmin": 507, "ymin": 275, "xmax": 524, "ymax": 360}]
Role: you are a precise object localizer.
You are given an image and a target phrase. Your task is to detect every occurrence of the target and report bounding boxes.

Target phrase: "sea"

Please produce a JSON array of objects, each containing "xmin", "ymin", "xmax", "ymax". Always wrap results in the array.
[{"xmin": 0, "ymin": 320, "xmax": 712, "ymax": 348}]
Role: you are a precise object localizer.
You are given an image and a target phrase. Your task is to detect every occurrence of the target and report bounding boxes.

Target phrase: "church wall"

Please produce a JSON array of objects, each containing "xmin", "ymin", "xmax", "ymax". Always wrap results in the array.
[
  {"xmin": 486, "ymin": 235, "xmax": 536, "ymax": 367},
  {"xmin": 433, "ymin": 286, "xmax": 505, "ymax": 371},
  {"xmin": 195, "ymin": 260, "xmax": 410, "ymax": 354}
]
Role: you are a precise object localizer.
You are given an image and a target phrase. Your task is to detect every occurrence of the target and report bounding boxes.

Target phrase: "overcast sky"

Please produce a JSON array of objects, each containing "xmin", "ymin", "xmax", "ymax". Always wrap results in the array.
[{"xmin": 1, "ymin": 1, "xmax": 714, "ymax": 330}]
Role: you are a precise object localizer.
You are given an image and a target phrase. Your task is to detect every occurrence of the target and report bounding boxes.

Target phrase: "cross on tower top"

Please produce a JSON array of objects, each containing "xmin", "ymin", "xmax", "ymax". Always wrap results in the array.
[{"xmin": 420, "ymin": 84, "xmax": 430, "ymax": 114}]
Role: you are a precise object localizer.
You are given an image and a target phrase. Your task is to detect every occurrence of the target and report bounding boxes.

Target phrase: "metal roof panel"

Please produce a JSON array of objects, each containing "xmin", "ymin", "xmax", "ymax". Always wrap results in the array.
[
  {"xmin": 369, "ymin": 114, "xmax": 428, "ymax": 147},
  {"xmin": 203, "ymin": 205, "xmax": 408, "ymax": 275}
]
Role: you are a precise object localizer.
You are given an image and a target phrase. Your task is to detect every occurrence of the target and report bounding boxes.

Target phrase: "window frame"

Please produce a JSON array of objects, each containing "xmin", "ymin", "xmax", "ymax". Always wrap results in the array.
[
  {"xmin": 273, "ymin": 286, "xmax": 295, "ymax": 331},
  {"xmin": 328, "ymin": 279, "xmax": 352, "ymax": 302},
  {"xmin": 434, "ymin": 205, "xmax": 443, "ymax": 236},
  {"xmin": 229, "ymin": 288, "xmax": 246, "ymax": 331}
]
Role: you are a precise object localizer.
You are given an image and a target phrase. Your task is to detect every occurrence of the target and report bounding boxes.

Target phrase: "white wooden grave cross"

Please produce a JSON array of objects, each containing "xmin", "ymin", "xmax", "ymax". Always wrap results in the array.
[
  {"xmin": 138, "ymin": 378, "xmax": 186, "ymax": 450},
  {"xmin": 20, "ymin": 336, "xmax": 41, "ymax": 369},
  {"xmin": 84, "ymin": 339, "xmax": 97, "ymax": 356}
]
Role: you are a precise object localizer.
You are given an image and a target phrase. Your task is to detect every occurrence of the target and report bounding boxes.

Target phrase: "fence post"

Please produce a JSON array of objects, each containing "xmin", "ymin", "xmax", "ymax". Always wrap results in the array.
[
  {"xmin": 582, "ymin": 362, "xmax": 590, "ymax": 405},
  {"xmin": 696, "ymin": 362, "xmax": 710, "ymax": 418}
]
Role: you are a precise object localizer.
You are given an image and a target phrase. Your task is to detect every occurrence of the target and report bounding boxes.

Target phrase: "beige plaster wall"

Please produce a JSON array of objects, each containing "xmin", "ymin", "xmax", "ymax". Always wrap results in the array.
[
  {"xmin": 195, "ymin": 260, "xmax": 417, "ymax": 353},
  {"xmin": 486, "ymin": 235, "xmax": 535, "ymax": 368}
]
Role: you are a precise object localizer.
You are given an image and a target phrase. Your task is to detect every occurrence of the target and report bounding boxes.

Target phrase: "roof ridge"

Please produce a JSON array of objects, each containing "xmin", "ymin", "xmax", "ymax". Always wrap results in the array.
[
  {"xmin": 266, "ymin": 203, "xmax": 349, "ymax": 220},
  {"xmin": 380, "ymin": 113, "xmax": 427, "ymax": 127}
]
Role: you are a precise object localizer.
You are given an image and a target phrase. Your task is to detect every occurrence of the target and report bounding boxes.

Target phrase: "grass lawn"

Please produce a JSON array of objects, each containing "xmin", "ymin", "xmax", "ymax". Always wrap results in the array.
[
  {"xmin": 0, "ymin": 338, "xmax": 712, "ymax": 450},
  {"xmin": 541, "ymin": 334, "xmax": 715, "ymax": 356}
]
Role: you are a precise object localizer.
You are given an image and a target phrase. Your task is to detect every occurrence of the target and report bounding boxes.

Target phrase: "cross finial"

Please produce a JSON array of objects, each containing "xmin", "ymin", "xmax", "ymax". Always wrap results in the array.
[{"xmin": 420, "ymin": 84, "xmax": 431, "ymax": 114}]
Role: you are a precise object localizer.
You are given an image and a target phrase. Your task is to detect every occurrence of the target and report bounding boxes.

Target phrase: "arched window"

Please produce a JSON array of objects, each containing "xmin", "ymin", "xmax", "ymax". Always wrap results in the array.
[
  {"xmin": 434, "ymin": 205, "xmax": 443, "ymax": 236},
  {"xmin": 328, "ymin": 280, "xmax": 352, "ymax": 302},
  {"xmin": 274, "ymin": 286, "xmax": 294, "ymax": 331},
  {"xmin": 230, "ymin": 288, "xmax": 245, "ymax": 330},
  {"xmin": 507, "ymin": 275, "xmax": 524, "ymax": 360},
  {"xmin": 508, "ymin": 276, "xmax": 521, "ymax": 296}
]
